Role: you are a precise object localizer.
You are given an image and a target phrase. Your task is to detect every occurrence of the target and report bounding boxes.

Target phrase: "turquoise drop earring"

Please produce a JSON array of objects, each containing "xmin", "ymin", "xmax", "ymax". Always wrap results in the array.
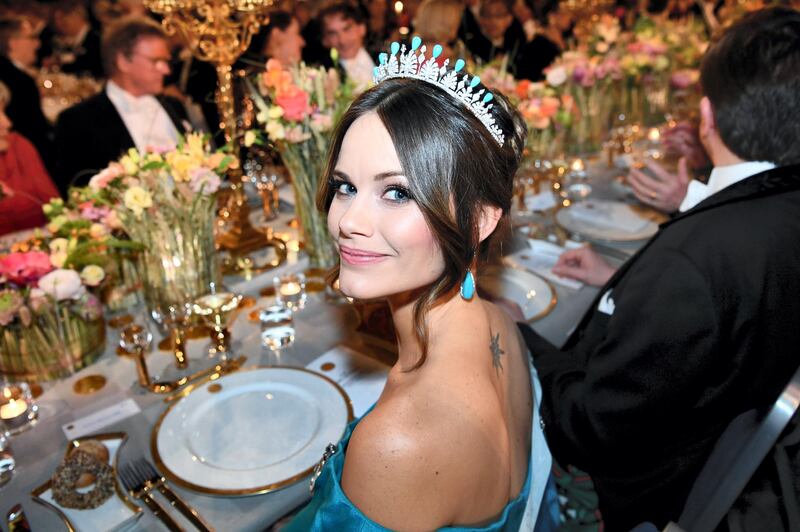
[{"xmin": 460, "ymin": 269, "xmax": 476, "ymax": 300}]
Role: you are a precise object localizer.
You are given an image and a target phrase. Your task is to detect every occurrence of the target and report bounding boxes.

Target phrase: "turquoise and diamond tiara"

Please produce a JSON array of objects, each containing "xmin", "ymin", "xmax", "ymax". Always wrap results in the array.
[{"xmin": 372, "ymin": 37, "xmax": 505, "ymax": 147}]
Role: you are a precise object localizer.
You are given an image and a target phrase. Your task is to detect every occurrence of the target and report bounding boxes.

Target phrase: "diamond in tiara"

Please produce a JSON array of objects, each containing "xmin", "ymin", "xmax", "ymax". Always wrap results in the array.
[{"xmin": 372, "ymin": 37, "xmax": 506, "ymax": 147}]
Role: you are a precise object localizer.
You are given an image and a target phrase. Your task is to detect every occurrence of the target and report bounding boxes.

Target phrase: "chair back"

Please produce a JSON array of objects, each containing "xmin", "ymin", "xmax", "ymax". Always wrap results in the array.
[{"xmin": 676, "ymin": 365, "xmax": 800, "ymax": 532}]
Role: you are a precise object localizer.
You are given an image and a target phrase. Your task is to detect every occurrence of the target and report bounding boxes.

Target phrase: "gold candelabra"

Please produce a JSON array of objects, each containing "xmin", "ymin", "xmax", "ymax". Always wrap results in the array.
[{"xmin": 144, "ymin": 0, "xmax": 274, "ymax": 254}]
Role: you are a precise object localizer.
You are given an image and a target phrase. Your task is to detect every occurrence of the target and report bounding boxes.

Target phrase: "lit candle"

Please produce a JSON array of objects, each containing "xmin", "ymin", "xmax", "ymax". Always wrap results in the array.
[
  {"xmin": 0, "ymin": 399, "xmax": 27, "ymax": 420},
  {"xmin": 394, "ymin": 0, "xmax": 403, "ymax": 14},
  {"xmin": 570, "ymin": 158, "xmax": 585, "ymax": 173},
  {"xmin": 647, "ymin": 127, "xmax": 660, "ymax": 142},
  {"xmin": 280, "ymin": 282, "xmax": 302, "ymax": 297}
]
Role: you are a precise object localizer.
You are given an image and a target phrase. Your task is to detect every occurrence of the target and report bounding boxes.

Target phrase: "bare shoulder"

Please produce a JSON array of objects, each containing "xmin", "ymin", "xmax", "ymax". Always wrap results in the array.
[{"xmin": 341, "ymin": 392, "xmax": 493, "ymax": 530}]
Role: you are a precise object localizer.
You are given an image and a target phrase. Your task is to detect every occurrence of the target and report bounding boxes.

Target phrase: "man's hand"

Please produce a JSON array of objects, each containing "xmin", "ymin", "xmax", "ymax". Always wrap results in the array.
[
  {"xmin": 663, "ymin": 122, "xmax": 710, "ymax": 170},
  {"xmin": 628, "ymin": 157, "xmax": 690, "ymax": 214},
  {"xmin": 552, "ymin": 246, "xmax": 617, "ymax": 287}
]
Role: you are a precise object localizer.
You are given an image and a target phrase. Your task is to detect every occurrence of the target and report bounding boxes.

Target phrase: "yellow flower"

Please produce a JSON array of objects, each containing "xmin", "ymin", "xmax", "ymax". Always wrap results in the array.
[
  {"xmin": 80, "ymin": 264, "xmax": 106, "ymax": 287},
  {"xmin": 244, "ymin": 130, "xmax": 257, "ymax": 147},
  {"xmin": 123, "ymin": 186, "xmax": 152, "ymax": 216},
  {"xmin": 120, "ymin": 155, "xmax": 139, "ymax": 175},
  {"xmin": 47, "ymin": 215, "xmax": 68, "ymax": 233},
  {"xmin": 144, "ymin": 152, "xmax": 164, "ymax": 165},
  {"xmin": 268, "ymin": 106, "xmax": 284, "ymax": 119},
  {"xmin": 165, "ymin": 151, "xmax": 196, "ymax": 182},
  {"xmin": 185, "ymin": 133, "xmax": 206, "ymax": 160}
]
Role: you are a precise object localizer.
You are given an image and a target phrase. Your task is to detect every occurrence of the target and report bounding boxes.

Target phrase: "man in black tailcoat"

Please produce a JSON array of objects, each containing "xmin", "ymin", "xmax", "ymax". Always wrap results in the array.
[
  {"xmin": 55, "ymin": 17, "xmax": 188, "ymax": 195},
  {"xmin": 519, "ymin": 8, "xmax": 800, "ymax": 530}
]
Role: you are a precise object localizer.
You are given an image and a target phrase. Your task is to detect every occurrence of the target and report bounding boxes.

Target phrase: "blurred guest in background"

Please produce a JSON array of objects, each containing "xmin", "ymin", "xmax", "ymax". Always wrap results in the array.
[
  {"xmin": 469, "ymin": 0, "xmax": 527, "ymax": 71},
  {"xmin": 0, "ymin": 17, "xmax": 55, "ymax": 174},
  {"xmin": 0, "ymin": 81, "xmax": 60, "ymax": 236},
  {"xmin": 515, "ymin": 1, "xmax": 570, "ymax": 80},
  {"xmin": 414, "ymin": 0, "xmax": 466, "ymax": 61},
  {"xmin": 47, "ymin": 0, "xmax": 104, "ymax": 78},
  {"xmin": 363, "ymin": 0, "xmax": 398, "ymax": 55},
  {"xmin": 295, "ymin": 0, "xmax": 331, "ymax": 67},
  {"xmin": 320, "ymin": 3, "xmax": 375, "ymax": 87},
  {"xmin": 262, "ymin": 11, "xmax": 306, "ymax": 67},
  {"xmin": 55, "ymin": 17, "xmax": 188, "ymax": 195}
]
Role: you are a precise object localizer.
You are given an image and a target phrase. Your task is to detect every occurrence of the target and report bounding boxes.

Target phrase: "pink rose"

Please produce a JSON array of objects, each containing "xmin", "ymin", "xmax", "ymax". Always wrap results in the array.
[
  {"xmin": 276, "ymin": 87, "xmax": 311, "ymax": 121},
  {"xmin": 0, "ymin": 251, "xmax": 54, "ymax": 285},
  {"xmin": 188, "ymin": 167, "xmax": 221, "ymax": 194},
  {"xmin": 88, "ymin": 162, "xmax": 125, "ymax": 190}
]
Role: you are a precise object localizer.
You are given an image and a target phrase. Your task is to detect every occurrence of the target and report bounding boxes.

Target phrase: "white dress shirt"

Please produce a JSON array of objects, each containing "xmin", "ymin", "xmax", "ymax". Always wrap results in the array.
[
  {"xmin": 106, "ymin": 81, "xmax": 179, "ymax": 152},
  {"xmin": 679, "ymin": 161, "xmax": 777, "ymax": 212},
  {"xmin": 339, "ymin": 48, "xmax": 375, "ymax": 88}
]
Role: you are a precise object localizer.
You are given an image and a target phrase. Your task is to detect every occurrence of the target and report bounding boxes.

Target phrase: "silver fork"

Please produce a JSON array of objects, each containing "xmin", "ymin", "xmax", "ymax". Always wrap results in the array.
[
  {"xmin": 133, "ymin": 459, "xmax": 214, "ymax": 532},
  {"xmin": 118, "ymin": 463, "xmax": 184, "ymax": 532}
]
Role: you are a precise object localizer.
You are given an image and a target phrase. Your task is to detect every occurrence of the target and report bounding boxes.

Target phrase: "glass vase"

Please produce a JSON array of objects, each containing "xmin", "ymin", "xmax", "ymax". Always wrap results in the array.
[
  {"xmin": 277, "ymin": 136, "xmax": 336, "ymax": 270},
  {"xmin": 124, "ymin": 196, "xmax": 220, "ymax": 322},
  {"xmin": 0, "ymin": 297, "xmax": 106, "ymax": 381}
]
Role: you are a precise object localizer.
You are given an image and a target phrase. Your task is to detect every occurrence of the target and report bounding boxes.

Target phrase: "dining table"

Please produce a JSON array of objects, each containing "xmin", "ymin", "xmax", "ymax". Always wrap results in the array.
[{"xmin": 0, "ymin": 155, "xmax": 657, "ymax": 531}]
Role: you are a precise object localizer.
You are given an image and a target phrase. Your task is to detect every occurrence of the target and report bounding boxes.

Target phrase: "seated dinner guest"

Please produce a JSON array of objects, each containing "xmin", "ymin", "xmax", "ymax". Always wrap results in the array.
[
  {"xmin": 320, "ymin": 3, "xmax": 375, "ymax": 88},
  {"xmin": 0, "ymin": 18, "xmax": 55, "ymax": 174},
  {"xmin": 0, "ymin": 81, "xmax": 60, "ymax": 236},
  {"xmin": 55, "ymin": 17, "xmax": 188, "ymax": 195},
  {"xmin": 285, "ymin": 40, "xmax": 558, "ymax": 531},
  {"xmin": 520, "ymin": 8, "xmax": 800, "ymax": 529}
]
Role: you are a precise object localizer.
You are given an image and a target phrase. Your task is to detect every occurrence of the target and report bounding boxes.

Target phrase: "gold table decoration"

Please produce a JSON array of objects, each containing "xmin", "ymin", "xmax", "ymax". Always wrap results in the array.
[
  {"xmin": 144, "ymin": 0, "xmax": 274, "ymax": 255},
  {"xmin": 73, "ymin": 375, "xmax": 108, "ymax": 395}
]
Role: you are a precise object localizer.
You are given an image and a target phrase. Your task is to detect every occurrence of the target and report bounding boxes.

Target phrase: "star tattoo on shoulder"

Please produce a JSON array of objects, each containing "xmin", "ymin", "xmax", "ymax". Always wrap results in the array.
[{"xmin": 490, "ymin": 332, "xmax": 505, "ymax": 375}]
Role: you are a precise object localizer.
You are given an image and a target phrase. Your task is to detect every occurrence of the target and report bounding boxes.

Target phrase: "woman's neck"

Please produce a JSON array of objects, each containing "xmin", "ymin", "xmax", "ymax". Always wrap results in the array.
[{"xmin": 387, "ymin": 287, "xmax": 486, "ymax": 370}]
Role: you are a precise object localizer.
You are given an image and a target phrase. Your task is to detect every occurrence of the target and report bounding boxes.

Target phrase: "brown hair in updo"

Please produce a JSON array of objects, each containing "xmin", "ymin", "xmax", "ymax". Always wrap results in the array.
[{"xmin": 318, "ymin": 77, "xmax": 526, "ymax": 369}]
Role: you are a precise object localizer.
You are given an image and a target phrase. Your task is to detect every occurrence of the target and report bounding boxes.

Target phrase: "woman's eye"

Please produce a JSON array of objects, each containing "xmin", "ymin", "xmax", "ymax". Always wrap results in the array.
[
  {"xmin": 334, "ymin": 181, "xmax": 356, "ymax": 195},
  {"xmin": 384, "ymin": 187, "xmax": 411, "ymax": 202}
]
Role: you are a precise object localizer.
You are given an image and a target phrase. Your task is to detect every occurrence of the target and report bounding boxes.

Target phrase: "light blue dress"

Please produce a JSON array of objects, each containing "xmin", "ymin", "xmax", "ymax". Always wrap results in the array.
[{"xmin": 285, "ymin": 361, "xmax": 559, "ymax": 531}]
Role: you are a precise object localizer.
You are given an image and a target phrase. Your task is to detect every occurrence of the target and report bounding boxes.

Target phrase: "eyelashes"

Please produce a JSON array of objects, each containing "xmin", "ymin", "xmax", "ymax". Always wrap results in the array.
[{"xmin": 328, "ymin": 178, "xmax": 414, "ymax": 203}]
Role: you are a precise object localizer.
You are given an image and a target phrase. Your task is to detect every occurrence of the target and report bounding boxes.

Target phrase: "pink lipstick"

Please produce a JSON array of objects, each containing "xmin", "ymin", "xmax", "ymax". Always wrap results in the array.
[{"xmin": 339, "ymin": 245, "xmax": 388, "ymax": 265}]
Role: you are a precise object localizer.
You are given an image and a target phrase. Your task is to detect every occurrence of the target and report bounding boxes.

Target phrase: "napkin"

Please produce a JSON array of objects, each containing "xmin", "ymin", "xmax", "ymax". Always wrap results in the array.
[
  {"xmin": 569, "ymin": 201, "xmax": 651, "ymax": 234},
  {"xmin": 524, "ymin": 191, "xmax": 558, "ymax": 212},
  {"xmin": 306, "ymin": 346, "xmax": 388, "ymax": 418},
  {"xmin": 506, "ymin": 241, "xmax": 584, "ymax": 290}
]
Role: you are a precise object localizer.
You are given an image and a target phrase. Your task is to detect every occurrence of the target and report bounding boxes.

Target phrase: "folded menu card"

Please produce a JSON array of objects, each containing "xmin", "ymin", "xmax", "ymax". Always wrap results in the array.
[
  {"xmin": 569, "ymin": 201, "xmax": 651, "ymax": 234},
  {"xmin": 306, "ymin": 346, "xmax": 389, "ymax": 418}
]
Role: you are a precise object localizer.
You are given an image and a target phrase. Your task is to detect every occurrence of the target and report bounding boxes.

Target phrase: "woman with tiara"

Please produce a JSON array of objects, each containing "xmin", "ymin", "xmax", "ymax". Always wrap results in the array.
[{"xmin": 285, "ymin": 39, "xmax": 559, "ymax": 531}]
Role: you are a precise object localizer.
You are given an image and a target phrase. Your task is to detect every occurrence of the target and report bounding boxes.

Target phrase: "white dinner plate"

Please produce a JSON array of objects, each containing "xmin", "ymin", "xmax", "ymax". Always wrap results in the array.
[
  {"xmin": 555, "ymin": 199, "xmax": 659, "ymax": 243},
  {"xmin": 479, "ymin": 264, "xmax": 557, "ymax": 323},
  {"xmin": 32, "ymin": 433, "xmax": 142, "ymax": 532},
  {"xmin": 152, "ymin": 367, "xmax": 352, "ymax": 496}
]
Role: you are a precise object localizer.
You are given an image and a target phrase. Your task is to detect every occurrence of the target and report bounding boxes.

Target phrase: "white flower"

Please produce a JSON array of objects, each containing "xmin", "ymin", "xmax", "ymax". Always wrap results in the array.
[
  {"xmin": 268, "ymin": 106, "xmax": 284, "ymax": 119},
  {"xmin": 80, "ymin": 265, "xmax": 105, "ymax": 287},
  {"xmin": 266, "ymin": 120, "xmax": 286, "ymax": 140},
  {"xmin": 38, "ymin": 269, "xmax": 84, "ymax": 301},
  {"xmin": 546, "ymin": 66, "xmax": 568, "ymax": 87},
  {"xmin": 123, "ymin": 186, "xmax": 153, "ymax": 216}
]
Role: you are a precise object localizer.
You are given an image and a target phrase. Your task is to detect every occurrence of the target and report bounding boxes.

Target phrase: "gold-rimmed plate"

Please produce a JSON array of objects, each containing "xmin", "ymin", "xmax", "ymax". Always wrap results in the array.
[
  {"xmin": 555, "ymin": 199, "xmax": 659, "ymax": 243},
  {"xmin": 151, "ymin": 366, "xmax": 352, "ymax": 496},
  {"xmin": 479, "ymin": 264, "xmax": 557, "ymax": 323},
  {"xmin": 31, "ymin": 432, "xmax": 142, "ymax": 532}
]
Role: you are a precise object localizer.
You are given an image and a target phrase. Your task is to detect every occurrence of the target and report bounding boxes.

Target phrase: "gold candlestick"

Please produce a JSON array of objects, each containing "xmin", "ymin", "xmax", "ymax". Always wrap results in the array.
[{"xmin": 144, "ymin": 0, "xmax": 274, "ymax": 254}]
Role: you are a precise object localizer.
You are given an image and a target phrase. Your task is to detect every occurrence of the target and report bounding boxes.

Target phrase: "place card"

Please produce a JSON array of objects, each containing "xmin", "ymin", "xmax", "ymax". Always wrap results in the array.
[
  {"xmin": 61, "ymin": 398, "xmax": 141, "ymax": 440},
  {"xmin": 306, "ymin": 346, "xmax": 388, "ymax": 418}
]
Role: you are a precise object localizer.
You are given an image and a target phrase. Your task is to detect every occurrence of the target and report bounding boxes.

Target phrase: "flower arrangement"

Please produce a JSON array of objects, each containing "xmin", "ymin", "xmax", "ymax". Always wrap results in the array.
[
  {"xmin": 0, "ymin": 238, "xmax": 106, "ymax": 381},
  {"xmin": 79, "ymin": 133, "xmax": 234, "ymax": 316},
  {"xmin": 248, "ymin": 59, "xmax": 359, "ymax": 268},
  {"xmin": 514, "ymin": 80, "xmax": 575, "ymax": 161},
  {"xmin": 544, "ymin": 51, "xmax": 621, "ymax": 153}
]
